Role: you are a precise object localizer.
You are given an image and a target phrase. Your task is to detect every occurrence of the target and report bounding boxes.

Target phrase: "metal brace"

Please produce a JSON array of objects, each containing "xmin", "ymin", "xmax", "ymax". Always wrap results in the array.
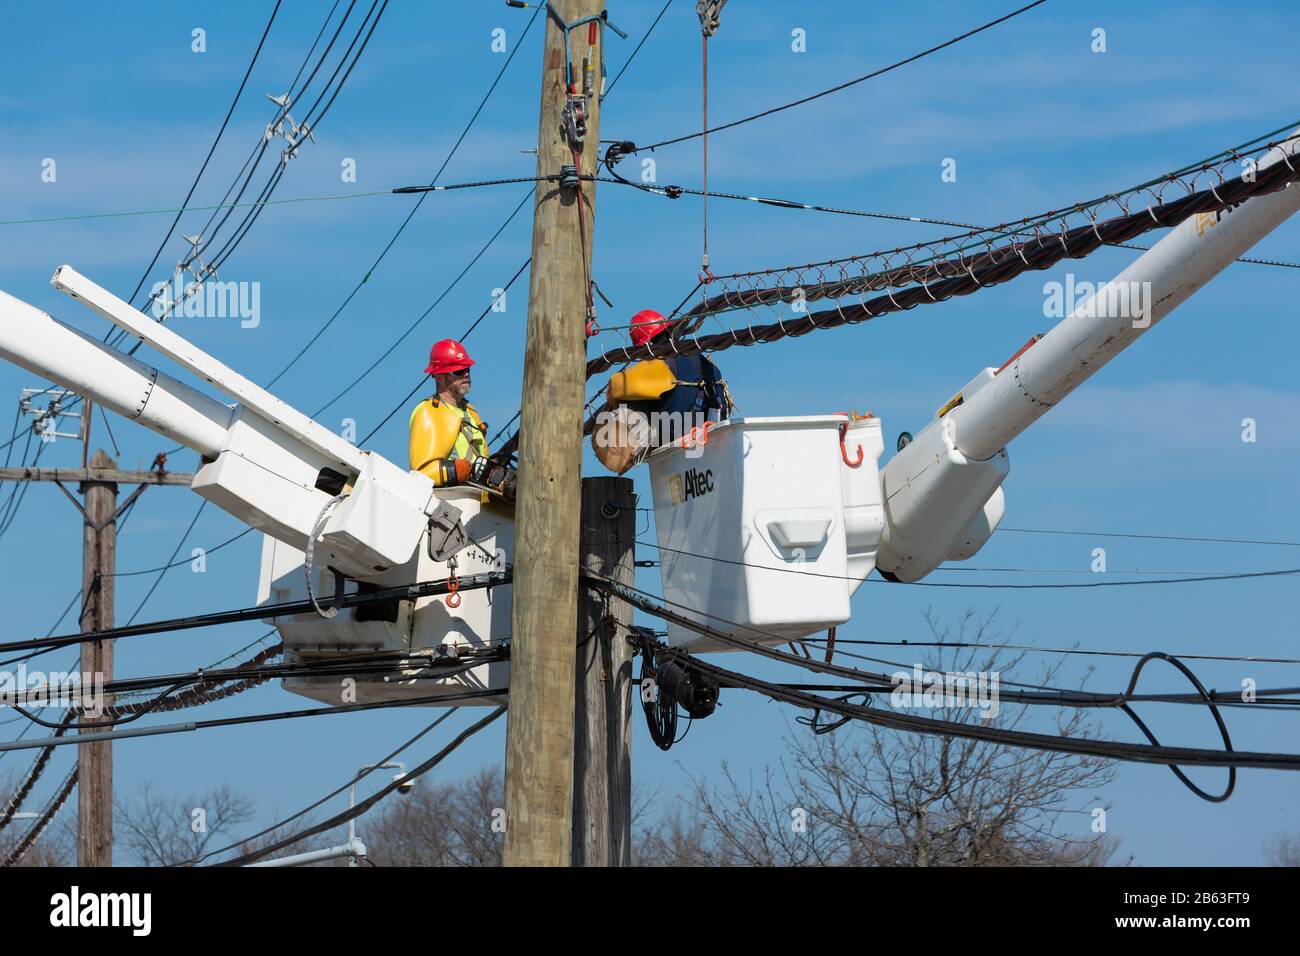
[
  {"xmin": 563, "ymin": 93, "xmax": 588, "ymax": 146},
  {"xmin": 426, "ymin": 499, "xmax": 470, "ymax": 562}
]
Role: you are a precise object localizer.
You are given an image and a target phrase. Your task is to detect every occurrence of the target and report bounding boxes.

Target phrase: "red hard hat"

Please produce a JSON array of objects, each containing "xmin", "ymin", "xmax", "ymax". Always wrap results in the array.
[
  {"xmin": 630, "ymin": 309, "xmax": 670, "ymax": 347},
  {"xmin": 425, "ymin": 338, "xmax": 475, "ymax": 375}
]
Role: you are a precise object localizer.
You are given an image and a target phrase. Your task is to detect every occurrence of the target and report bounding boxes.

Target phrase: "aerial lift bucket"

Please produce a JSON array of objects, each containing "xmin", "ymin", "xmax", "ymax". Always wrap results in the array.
[{"xmin": 647, "ymin": 414, "xmax": 885, "ymax": 650}]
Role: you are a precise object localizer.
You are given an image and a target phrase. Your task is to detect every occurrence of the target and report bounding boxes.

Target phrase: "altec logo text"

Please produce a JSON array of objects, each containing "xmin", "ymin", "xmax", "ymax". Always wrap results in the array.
[{"xmin": 669, "ymin": 467, "xmax": 714, "ymax": 506}]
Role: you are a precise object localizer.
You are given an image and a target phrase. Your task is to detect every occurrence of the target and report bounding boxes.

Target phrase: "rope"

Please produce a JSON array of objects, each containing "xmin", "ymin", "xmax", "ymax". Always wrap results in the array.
[{"xmin": 701, "ymin": 28, "xmax": 710, "ymax": 276}]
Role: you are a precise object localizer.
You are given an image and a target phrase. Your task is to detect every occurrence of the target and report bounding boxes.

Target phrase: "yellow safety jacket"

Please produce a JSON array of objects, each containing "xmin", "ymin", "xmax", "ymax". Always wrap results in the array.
[{"xmin": 409, "ymin": 397, "xmax": 488, "ymax": 483}]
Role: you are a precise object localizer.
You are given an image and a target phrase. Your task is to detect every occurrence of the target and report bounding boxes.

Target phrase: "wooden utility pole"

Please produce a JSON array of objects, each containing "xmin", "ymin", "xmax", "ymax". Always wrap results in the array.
[
  {"xmin": 78, "ymin": 449, "xmax": 117, "ymax": 867},
  {"xmin": 504, "ymin": 0, "xmax": 605, "ymax": 867},
  {"xmin": 572, "ymin": 476, "xmax": 634, "ymax": 866},
  {"xmin": 4, "ymin": 444, "xmax": 195, "ymax": 866}
]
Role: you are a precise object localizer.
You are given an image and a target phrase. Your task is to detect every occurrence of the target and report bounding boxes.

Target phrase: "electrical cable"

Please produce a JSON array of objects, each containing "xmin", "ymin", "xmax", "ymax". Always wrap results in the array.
[
  {"xmin": 109, "ymin": 526, "xmax": 253, "ymax": 579},
  {"xmin": 0, "ymin": 686, "xmax": 507, "ymax": 758},
  {"xmin": 107, "ymin": 1, "xmax": 350, "ymax": 341},
  {"xmin": 309, "ymin": 189, "xmax": 535, "ymax": 417},
  {"xmin": 112, "ymin": 0, "xmax": 375, "ymax": 347},
  {"xmin": 797, "ymin": 636, "xmax": 1300, "ymax": 667},
  {"xmin": 182, "ymin": 704, "xmax": 462, "ymax": 865},
  {"xmin": 264, "ymin": 0, "xmax": 544, "ymax": 388},
  {"xmin": 120, "ymin": 500, "xmax": 209, "ymax": 627},
  {"xmin": 2, "ymin": 764, "xmax": 76, "ymax": 867},
  {"xmin": 598, "ymin": 165, "xmax": 1300, "ymax": 272},
  {"xmin": 358, "ymin": 255, "xmax": 533, "ymax": 446},
  {"xmin": 586, "ymin": 136, "xmax": 1300, "ymax": 374},
  {"xmin": 0, "ymin": 713, "xmax": 75, "ymax": 833},
  {"xmin": 590, "ymin": 572, "xmax": 1299, "ymax": 710},
  {"xmin": 197, "ymin": 0, "xmax": 388, "ymax": 283},
  {"xmin": 604, "ymin": 0, "xmax": 673, "ymax": 96},
  {"xmin": 210, "ymin": 704, "xmax": 507, "ymax": 866},
  {"xmin": 588, "ymin": 576, "xmax": 1300, "ymax": 791},
  {"xmin": 121, "ymin": 0, "xmax": 283, "ymax": 309},
  {"xmin": 625, "ymin": 0, "xmax": 1049, "ymax": 154},
  {"xmin": 638, "ymin": 537, "xmax": 1299, "ymax": 590},
  {"xmin": 0, "ymin": 569, "xmax": 511, "ymax": 657},
  {"xmin": 998, "ymin": 527, "xmax": 1300, "ymax": 548}
]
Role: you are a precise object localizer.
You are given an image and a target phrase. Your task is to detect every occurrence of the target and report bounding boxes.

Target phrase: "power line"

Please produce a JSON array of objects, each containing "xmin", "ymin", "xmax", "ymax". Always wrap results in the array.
[
  {"xmin": 359, "ymin": 255, "xmax": 533, "ymax": 446},
  {"xmin": 213, "ymin": 704, "xmax": 506, "ymax": 867},
  {"xmin": 111, "ymin": 526, "xmax": 254, "ymax": 579},
  {"xmin": 309, "ymin": 189, "xmax": 535, "ymax": 417},
  {"xmin": 0, "ymin": 569, "xmax": 509, "ymax": 658},
  {"xmin": 120, "ymin": 501, "xmax": 209, "ymax": 628},
  {"xmin": 0, "ymin": 687, "xmax": 507, "ymax": 758},
  {"xmin": 0, "ymin": 714, "xmax": 75, "ymax": 833},
  {"xmin": 264, "ymin": 1, "xmax": 544, "ymax": 388},
  {"xmin": 650, "ymin": 118, "xmax": 1300, "ymax": 308},
  {"xmin": 184, "ymin": 705, "xmax": 463, "ymax": 865},
  {"xmin": 998, "ymin": 527, "xmax": 1300, "ymax": 548},
  {"xmin": 169, "ymin": 0, "xmax": 344, "ymax": 264},
  {"xmin": 0, "ymin": 180, "xmax": 562, "ymax": 229},
  {"xmin": 598, "ymin": 167, "xmax": 1300, "ymax": 273},
  {"xmin": 797, "ymin": 636, "xmax": 1300, "ymax": 667},
  {"xmin": 584, "ymin": 139, "xmax": 1300, "ymax": 375},
  {"xmin": 121, "ymin": 0, "xmax": 283, "ymax": 308},
  {"xmin": 2, "ymin": 764, "xmax": 76, "ymax": 867},
  {"xmin": 589, "ymin": 575, "xmax": 1300, "ymax": 799},
  {"xmin": 111, "ymin": 0, "xmax": 379, "ymax": 350},
  {"xmin": 190, "ymin": 0, "xmax": 388, "ymax": 287},
  {"xmin": 637, "ymin": 537, "xmax": 1300, "ymax": 590},
  {"xmin": 28, "ymin": 648, "xmax": 501, "ymax": 710},
  {"xmin": 625, "ymin": 0, "xmax": 1049, "ymax": 154},
  {"xmin": 594, "ymin": 572, "xmax": 1298, "ymax": 710},
  {"xmin": 604, "ymin": 0, "xmax": 673, "ymax": 96}
]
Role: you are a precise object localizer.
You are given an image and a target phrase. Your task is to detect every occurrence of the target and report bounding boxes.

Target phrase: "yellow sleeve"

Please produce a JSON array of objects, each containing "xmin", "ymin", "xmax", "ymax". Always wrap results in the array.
[
  {"xmin": 608, "ymin": 359, "xmax": 676, "ymax": 403},
  {"xmin": 409, "ymin": 400, "xmax": 463, "ymax": 479}
]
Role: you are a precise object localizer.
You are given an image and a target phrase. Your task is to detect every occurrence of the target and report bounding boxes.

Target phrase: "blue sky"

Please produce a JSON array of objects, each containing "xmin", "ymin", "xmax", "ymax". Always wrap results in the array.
[{"xmin": 1, "ymin": 0, "xmax": 1298, "ymax": 865}]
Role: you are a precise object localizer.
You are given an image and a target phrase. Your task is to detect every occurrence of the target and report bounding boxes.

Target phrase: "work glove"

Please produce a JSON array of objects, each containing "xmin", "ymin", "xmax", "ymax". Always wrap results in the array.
[{"xmin": 433, "ymin": 458, "xmax": 474, "ymax": 487}]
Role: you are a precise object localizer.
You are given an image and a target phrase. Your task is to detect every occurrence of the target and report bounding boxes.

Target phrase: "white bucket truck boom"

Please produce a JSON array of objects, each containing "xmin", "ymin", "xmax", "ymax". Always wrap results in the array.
[{"xmin": 0, "ymin": 268, "xmax": 512, "ymax": 706}]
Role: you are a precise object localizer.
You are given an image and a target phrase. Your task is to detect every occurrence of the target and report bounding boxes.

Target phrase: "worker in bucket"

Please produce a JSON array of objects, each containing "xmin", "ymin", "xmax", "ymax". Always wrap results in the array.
[
  {"xmin": 593, "ymin": 309, "xmax": 732, "ymax": 474},
  {"xmin": 410, "ymin": 338, "xmax": 490, "ymax": 486}
]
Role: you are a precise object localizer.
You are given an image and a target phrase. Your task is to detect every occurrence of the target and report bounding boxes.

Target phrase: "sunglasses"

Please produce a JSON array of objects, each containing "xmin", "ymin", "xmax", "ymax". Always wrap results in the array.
[{"xmin": 447, "ymin": 368, "xmax": 471, "ymax": 378}]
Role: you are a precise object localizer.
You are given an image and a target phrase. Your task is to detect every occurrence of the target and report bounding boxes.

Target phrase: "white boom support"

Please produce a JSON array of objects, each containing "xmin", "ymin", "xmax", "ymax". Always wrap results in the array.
[
  {"xmin": 52, "ymin": 266, "xmax": 366, "ymax": 475},
  {"xmin": 0, "ymin": 290, "xmax": 234, "ymax": 457},
  {"xmin": 953, "ymin": 142, "xmax": 1300, "ymax": 462},
  {"xmin": 874, "ymin": 132, "xmax": 1300, "ymax": 582},
  {"xmin": 0, "ymin": 270, "xmax": 439, "ymax": 579}
]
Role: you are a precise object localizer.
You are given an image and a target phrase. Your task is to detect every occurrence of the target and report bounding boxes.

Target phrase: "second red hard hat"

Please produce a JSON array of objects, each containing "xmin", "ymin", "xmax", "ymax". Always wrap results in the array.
[{"xmin": 630, "ymin": 309, "xmax": 670, "ymax": 347}]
